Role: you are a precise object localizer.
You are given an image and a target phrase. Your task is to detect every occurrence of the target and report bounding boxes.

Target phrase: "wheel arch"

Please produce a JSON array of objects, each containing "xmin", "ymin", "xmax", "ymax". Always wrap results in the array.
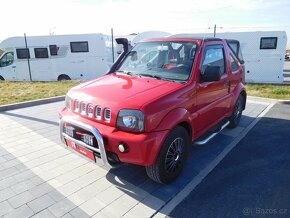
[
  {"xmin": 240, "ymin": 90, "xmax": 247, "ymax": 110},
  {"xmin": 229, "ymin": 83, "xmax": 247, "ymax": 112},
  {"xmin": 154, "ymin": 107, "xmax": 194, "ymax": 140},
  {"xmin": 57, "ymin": 74, "xmax": 71, "ymax": 81},
  {"xmin": 178, "ymin": 121, "xmax": 192, "ymax": 141}
]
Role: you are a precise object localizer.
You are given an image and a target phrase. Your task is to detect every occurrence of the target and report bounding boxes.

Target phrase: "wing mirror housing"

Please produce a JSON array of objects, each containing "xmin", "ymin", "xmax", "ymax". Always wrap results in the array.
[{"xmin": 201, "ymin": 66, "xmax": 221, "ymax": 82}]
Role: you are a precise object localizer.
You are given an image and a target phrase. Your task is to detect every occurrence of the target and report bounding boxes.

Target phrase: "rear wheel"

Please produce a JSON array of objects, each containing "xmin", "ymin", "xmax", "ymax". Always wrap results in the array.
[
  {"xmin": 228, "ymin": 95, "xmax": 243, "ymax": 128},
  {"xmin": 146, "ymin": 126, "xmax": 189, "ymax": 184},
  {"xmin": 0, "ymin": 76, "xmax": 4, "ymax": 81}
]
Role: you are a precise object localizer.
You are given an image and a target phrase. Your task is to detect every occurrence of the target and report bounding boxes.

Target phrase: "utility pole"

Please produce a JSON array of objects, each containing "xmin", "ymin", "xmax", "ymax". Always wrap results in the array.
[
  {"xmin": 211, "ymin": 24, "xmax": 222, "ymax": 37},
  {"xmin": 24, "ymin": 33, "xmax": 32, "ymax": 81},
  {"xmin": 111, "ymin": 28, "xmax": 115, "ymax": 63}
]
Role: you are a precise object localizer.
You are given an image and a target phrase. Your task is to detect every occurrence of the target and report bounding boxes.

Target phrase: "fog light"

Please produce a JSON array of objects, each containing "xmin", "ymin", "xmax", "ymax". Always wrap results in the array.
[{"xmin": 118, "ymin": 144, "xmax": 126, "ymax": 153}]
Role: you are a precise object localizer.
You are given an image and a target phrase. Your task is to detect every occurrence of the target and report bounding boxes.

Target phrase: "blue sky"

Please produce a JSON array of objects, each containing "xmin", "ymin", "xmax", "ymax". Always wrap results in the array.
[{"xmin": 1, "ymin": 0, "xmax": 290, "ymax": 46}]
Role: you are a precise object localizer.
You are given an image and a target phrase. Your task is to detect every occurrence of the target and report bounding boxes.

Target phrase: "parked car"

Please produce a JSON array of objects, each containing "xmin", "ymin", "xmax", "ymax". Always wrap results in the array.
[{"xmin": 59, "ymin": 36, "xmax": 246, "ymax": 184}]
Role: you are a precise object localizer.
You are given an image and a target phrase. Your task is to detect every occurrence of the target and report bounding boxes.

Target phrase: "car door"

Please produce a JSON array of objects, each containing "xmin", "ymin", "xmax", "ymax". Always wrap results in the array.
[{"xmin": 195, "ymin": 42, "xmax": 231, "ymax": 133}]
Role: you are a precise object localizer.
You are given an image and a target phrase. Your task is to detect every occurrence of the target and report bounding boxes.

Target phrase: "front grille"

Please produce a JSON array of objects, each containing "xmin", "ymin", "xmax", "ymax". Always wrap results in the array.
[
  {"xmin": 96, "ymin": 106, "xmax": 102, "ymax": 120},
  {"xmin": 87, "ymin": 104, "xmax": 94, "ymax": 117},
  {"xmin": 104, "ymin": 108, "xmax": 111, "ymax": 121},
  {"xmin": 72, "ymin": 99, "xmax": 111, "ymax": 122},
  {"xmin": 74, "ymin": 100, "xmax": 80, "ymax": 112},
  {"xmin": 81, "ymin": 102, "xmax": 86, "ymax": 115}
]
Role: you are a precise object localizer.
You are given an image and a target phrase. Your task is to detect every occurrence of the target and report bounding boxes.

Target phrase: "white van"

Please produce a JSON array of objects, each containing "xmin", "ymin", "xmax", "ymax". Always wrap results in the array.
[
  {"xmin": 170, "ymin": 31, "xmax": 287, "ymax": 84},
  {"xmin": 0, "ymin": 34, "xmax": 115, "ymax": 81}
]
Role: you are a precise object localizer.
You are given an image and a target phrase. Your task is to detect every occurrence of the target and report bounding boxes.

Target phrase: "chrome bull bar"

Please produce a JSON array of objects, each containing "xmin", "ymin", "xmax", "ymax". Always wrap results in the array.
[{"xmin": 60, "ymin": 117, "xmax": 112, "ymax": 168}]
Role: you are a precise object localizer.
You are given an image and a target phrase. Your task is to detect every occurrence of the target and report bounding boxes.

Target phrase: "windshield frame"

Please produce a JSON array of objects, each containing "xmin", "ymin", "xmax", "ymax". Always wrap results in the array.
[{"xmin": 114, "ymin": 40, "xmax": 199, "ymax": 83}]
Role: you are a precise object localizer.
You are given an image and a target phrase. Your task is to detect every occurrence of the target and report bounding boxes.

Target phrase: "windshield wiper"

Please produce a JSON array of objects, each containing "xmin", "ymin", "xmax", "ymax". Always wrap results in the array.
[
  {"xmin": 136, "ymin": 73, "xmax": 176, "ymax": 82},
  {"xmin": 115, "ymin": 70, "xmax": 134, "ymax": 76},
  {"xmin": 136, "ymin": 73, "xmax": 161, "ymax": 79}
]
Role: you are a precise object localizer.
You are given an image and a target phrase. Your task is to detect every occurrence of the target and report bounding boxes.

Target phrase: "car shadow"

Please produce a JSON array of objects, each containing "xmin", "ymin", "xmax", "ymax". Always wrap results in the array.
[{"xmin": 105, "ymin": 113, "xmax": 260, "ymax": 214}]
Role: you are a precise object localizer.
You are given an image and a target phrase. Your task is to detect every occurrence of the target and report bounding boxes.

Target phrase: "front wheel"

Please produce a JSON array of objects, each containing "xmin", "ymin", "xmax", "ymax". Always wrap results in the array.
[
  {"xmin": 146, "ymin": 126, "xmax": 190, "ymax": 184},
  {"xmin": 228, "ymin": 95, "xmax": 244, "ymax": 128}
]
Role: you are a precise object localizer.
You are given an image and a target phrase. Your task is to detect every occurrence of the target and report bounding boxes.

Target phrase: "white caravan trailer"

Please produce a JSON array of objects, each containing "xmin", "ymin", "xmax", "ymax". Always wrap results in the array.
[
  {"xmin": 171, "ymin": 31, "xmax": 287, "ymax": 83},
  {"xmin": 0, "ymin": 34, "xmax": 115, "ymax": 81},
  {"xmin": 0, "ymin": 32, "xmax": 171, "ymax": 81}
]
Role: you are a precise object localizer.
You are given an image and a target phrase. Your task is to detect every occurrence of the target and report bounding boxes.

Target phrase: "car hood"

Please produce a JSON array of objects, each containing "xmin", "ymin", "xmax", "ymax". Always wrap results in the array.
[{"xmin": 69, "ymin": 74, "xmax": 183, "ymax": 110}]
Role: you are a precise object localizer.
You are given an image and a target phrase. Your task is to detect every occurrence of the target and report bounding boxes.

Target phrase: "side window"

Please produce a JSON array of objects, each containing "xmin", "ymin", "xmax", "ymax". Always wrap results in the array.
[
  {"xmin": 49, "ymin": 45, "xmax": 59, "ymax": 56},
  {"xmin": 0, "ymin": 52, "xmax": 14, "ymax": 67},
  {"xmin": 201, "ymin": 45, "xmax": 225, "ymax": 75},
  {"xmin": 227, "ymin": 40, "xmax": 244, "ymax": 63},
  {"xmin": 70, "ymin": 41, "xmax": 89, "ymax": 53},
  {"xmin": 16, "ymin": 48, "xmax": 30, "ymax": 59},
  {"xmin": 34, "ymin": 48, "xmax": 49, "ymax": 58},
  {"xmin": 230, "ymin": 54, "xmax": 239, "ymax": 72},
  {"xmin": 260, "ymin": 37, "xmax": 277, "ymax": 49}
]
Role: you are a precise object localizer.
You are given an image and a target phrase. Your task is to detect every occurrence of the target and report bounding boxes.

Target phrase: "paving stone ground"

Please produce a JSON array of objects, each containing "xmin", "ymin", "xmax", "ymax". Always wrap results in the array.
[{"xmin": 0, "ymin": 99, "xmax": 269, "ymax": 217}]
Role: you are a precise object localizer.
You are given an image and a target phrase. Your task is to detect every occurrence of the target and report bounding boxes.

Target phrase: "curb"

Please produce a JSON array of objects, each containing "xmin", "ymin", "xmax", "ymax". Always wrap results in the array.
[{"xmin": 0, "ymin": 96, "xmax": 65, "ymax": 112}]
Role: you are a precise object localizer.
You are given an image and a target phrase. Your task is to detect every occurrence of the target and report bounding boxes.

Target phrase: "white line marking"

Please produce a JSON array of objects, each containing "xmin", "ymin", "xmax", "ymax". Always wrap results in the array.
[
  {"xmin": 153, "ymin": 102, "xmax": 275, "ymax": 218},
  {"xmin": 247, "ymin": 100, "xmax": 270, "ymax": 105}
]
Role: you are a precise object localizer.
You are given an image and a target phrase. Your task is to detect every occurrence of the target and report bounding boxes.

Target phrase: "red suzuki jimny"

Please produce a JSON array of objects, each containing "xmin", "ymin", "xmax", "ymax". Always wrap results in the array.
[{"xmin": 59, "ymin": 36, "xmax": 246, "ymax": 184}]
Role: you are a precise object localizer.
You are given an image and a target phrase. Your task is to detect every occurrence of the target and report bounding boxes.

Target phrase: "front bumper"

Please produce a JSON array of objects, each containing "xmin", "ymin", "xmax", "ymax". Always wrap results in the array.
[
  {"xmin": 60, "ymin": 116, "xmax": 111, "ymax": 167},
  {"xmin": 59, "ymin": 113, "xmax": 169, "ymax": 167}
]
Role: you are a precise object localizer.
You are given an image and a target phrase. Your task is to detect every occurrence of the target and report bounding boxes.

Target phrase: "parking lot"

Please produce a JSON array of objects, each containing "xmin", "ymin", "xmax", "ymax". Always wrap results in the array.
[{"xmin": 0, "ymin": 98, "xmax": 275, "ymax": 217}]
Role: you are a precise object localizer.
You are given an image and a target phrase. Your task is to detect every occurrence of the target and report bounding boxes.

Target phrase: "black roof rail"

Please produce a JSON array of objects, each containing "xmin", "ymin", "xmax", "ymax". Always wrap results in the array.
[{"xmin": 204, "ymin": 38, "xmax": 223, "ymax": 42}]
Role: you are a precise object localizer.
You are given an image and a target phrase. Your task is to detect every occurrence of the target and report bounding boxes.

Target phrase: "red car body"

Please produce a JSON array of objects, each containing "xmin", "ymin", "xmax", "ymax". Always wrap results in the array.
[{"xmin": 59, "ymin": 37, "xmax": 246, "ymax": 183}]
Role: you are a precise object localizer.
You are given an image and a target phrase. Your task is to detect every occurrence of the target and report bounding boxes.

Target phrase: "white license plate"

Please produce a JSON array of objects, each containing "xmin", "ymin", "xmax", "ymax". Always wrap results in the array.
[
  {"xmin": 64, "ymin": 126, "xmax": 75, "ymax": 137},
  {"xmin": 82, "ymin": 134, "xmax": 94, "ymax": 146}
]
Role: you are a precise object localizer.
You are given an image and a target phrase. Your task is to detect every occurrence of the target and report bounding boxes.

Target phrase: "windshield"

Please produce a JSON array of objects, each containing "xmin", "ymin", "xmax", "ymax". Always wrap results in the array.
[{"xmin": 118, "ymin": 41, "xmax": 197, "ymax": 82}]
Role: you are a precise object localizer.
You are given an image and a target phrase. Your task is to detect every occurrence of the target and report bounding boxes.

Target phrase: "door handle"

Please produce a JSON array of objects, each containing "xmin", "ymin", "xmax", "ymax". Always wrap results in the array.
[{"xmin": 12, "ymin": 66, "xmax": 16, "ymax": 68}]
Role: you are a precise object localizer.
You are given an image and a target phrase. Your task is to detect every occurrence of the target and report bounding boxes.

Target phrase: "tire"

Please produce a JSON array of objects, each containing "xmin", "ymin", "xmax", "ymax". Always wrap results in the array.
[
  {"xmin": 228, "ymin": 95, "xmax": 243, "ymax": 128},
  {"xmin": 0, "ymin": 76, "xmax": 4, "ymax": 81},
  {"xmin": 58, "ymin": 75, "xmax": 71, "ymax": 81},
  {"xmin": 146, "ymin": 126, "xmax": 190, "ymax": 184}
]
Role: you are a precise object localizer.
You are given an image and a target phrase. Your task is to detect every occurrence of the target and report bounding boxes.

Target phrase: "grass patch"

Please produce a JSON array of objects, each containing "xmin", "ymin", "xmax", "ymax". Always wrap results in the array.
[
  {"xmin": 246, "ymin": 84, "xmax": 290, "ymax": 100},
  {"xmin": 0, "ymin": 81, "xmax": 81, "ymax": 106},
  {"xmin": 0, "ymin": 81, "xmax": 289, "ymax": 106}
]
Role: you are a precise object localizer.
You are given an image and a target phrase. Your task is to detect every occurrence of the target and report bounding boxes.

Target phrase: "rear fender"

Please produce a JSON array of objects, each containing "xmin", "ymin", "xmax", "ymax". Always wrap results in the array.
[{"xmin": 229, "ymin": 83, "xmax": 247, "ymax": 112}]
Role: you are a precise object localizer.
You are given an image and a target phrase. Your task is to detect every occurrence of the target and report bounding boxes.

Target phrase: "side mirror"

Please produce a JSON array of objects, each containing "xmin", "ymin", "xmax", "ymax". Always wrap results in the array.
[
  {"xmin": 201, "ymin": 66, "xmax": 221, "ymax": 82},
  {"xmin": 240, "ymin": 60, "xmax": 245, "ymax": 64}
]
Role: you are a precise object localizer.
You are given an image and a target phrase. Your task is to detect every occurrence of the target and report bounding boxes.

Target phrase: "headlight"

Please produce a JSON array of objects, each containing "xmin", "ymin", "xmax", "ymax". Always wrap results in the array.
[
  {"xmin": 117, "ymin": 109, "xmax": 144, "ymax": 133},
  {"xmin": 65, "ymin": 94, "xmax": 72, "ymax": 110}
]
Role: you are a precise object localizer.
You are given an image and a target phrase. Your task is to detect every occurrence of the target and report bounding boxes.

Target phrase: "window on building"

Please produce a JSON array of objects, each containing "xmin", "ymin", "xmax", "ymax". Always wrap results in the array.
[
  {"xmin": 260, "ymin": 37, "xmax": 278, "ymax": 49},
  {"xmin": 34, "ymin": 48, "xmax": 49, "ymax": 58},
  {"xmin": 16, "ymin": 48, "xmax": 30, "ymax": 59},
  {"xmin": 70, "ymin": 41, "xmax": 89, "ymax": 53}
]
